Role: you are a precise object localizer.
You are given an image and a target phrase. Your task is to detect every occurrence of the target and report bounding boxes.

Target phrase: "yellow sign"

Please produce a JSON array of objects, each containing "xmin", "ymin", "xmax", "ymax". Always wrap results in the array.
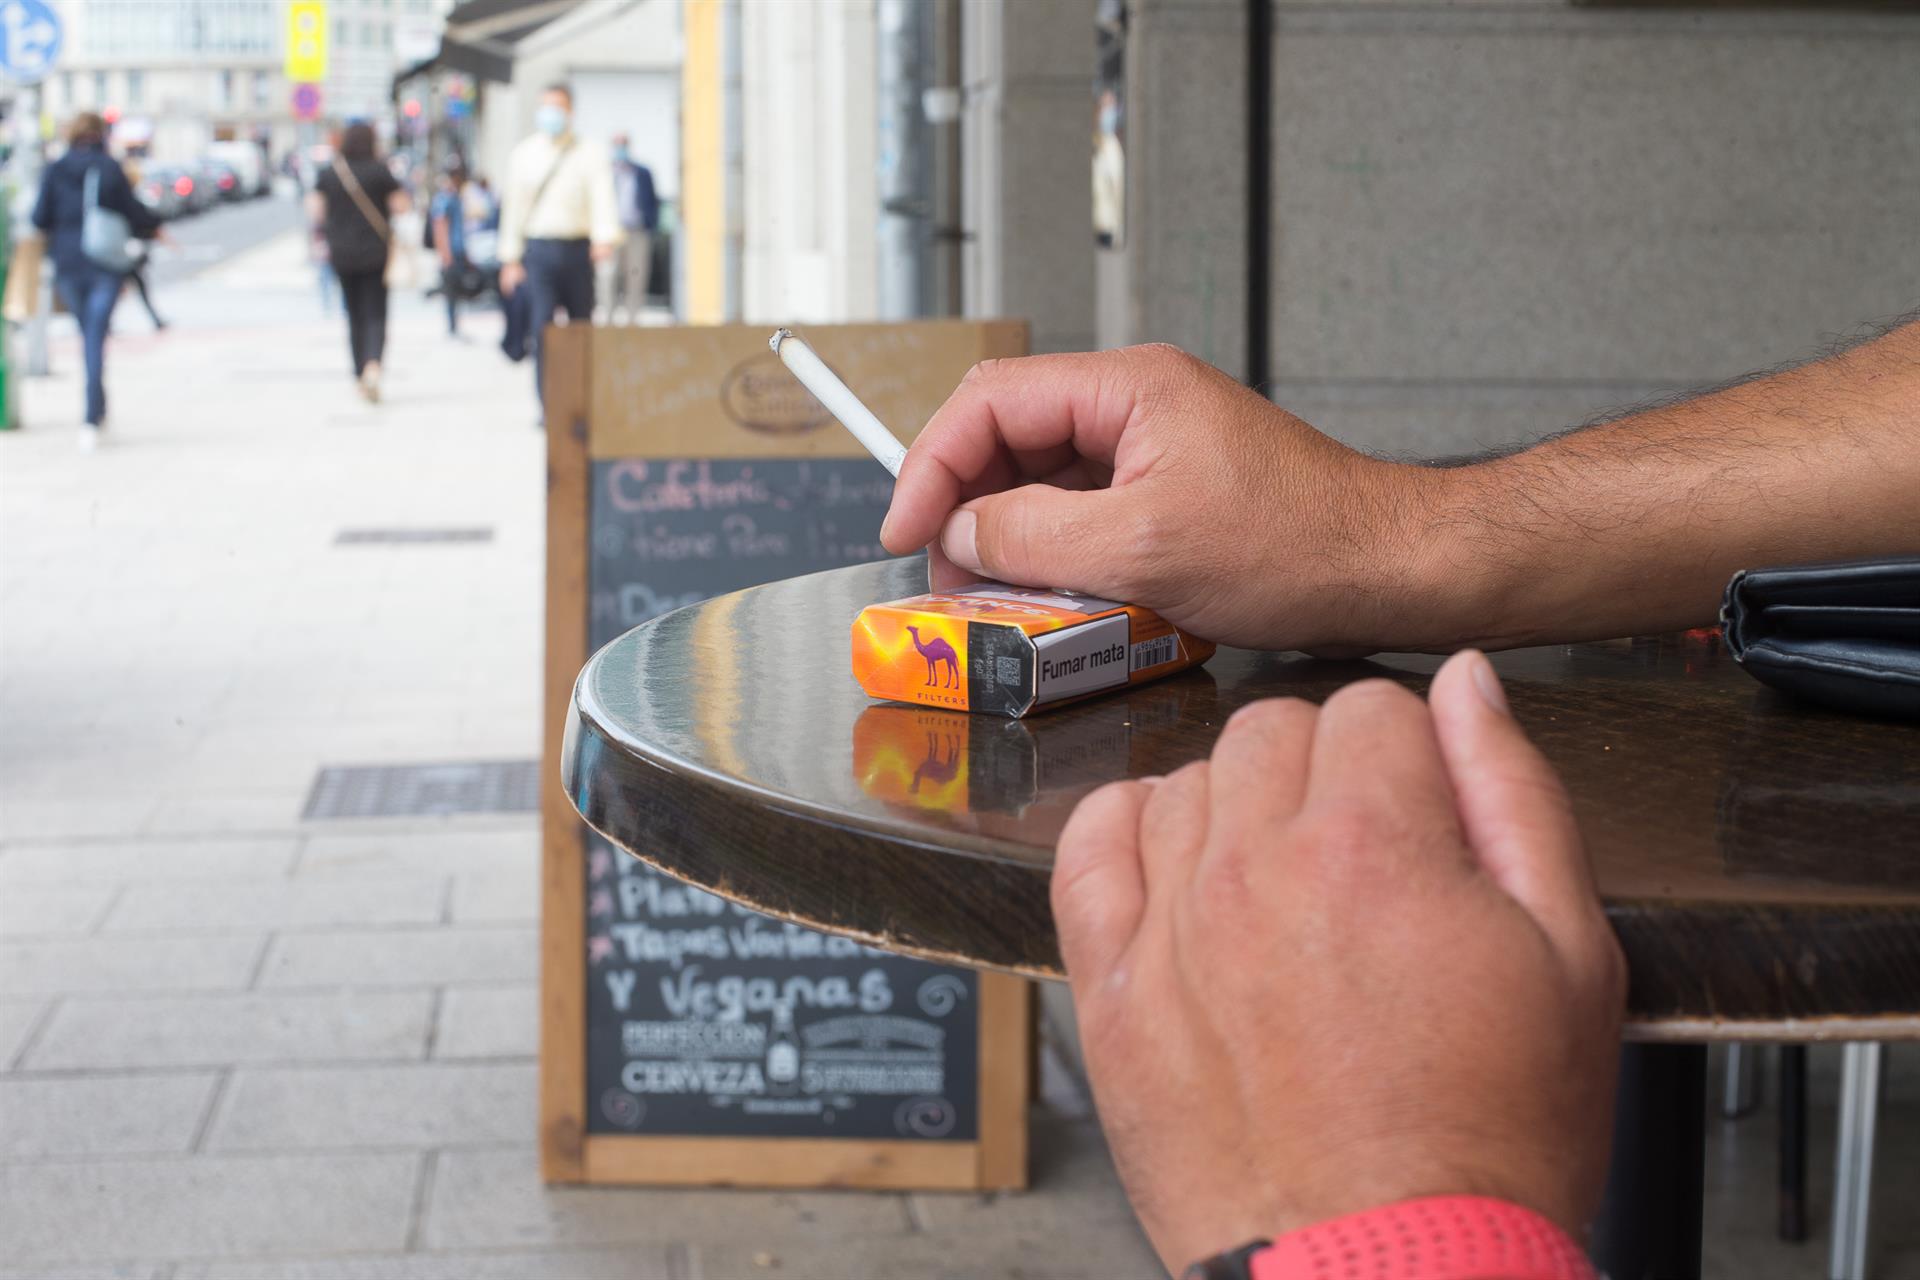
[{"xmin": 285, "ymin": 1, "xmax": 328, "ymax": 82}]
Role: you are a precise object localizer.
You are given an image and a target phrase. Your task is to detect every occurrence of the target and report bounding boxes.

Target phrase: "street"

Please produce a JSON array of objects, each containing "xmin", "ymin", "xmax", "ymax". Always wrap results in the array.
[{"xmin": 145, "ymin": 189, "xmax": 304, "ymax": 287}]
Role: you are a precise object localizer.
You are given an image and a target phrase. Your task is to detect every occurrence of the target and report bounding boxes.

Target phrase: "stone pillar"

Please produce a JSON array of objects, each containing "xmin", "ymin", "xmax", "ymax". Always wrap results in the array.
[{"xmin": 962, "ymin": 0, "xmax": 1099, "ymax": 355}]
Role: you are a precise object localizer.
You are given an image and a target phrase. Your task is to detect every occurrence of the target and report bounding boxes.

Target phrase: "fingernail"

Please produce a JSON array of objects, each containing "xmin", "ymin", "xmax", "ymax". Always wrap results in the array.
[
  {"xmin": 942, "ymin": 509, "xmax": 982, "ymax": 574},
  {"xmin": 878, "ymin": 509, "xmax": 896, "ymax": 547},
  {"xmin": 1467, "ymin": 650, "xmax": 1510, "ymax": 715},
  {"xmin": 1139, "ymin": 775, "xmax": 1165, "ymax": 786}
]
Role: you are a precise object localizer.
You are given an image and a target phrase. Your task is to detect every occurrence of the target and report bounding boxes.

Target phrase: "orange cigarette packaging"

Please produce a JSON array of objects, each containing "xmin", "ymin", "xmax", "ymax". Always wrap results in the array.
[{"xmin": 851, "ymin": 583, "xmax": 1215, "ymax": 716}]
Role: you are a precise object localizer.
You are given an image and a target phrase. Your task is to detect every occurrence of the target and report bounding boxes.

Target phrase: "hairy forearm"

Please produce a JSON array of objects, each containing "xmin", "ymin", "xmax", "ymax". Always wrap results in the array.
[{"xmin": 1424, "ymin": 320, "xmax": 1920, "ymax": 649}]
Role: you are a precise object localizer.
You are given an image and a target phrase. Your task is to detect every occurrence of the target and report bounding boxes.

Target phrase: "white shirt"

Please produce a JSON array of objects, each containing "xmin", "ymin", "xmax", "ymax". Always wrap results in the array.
[{"xmin": 497, "ymin": 132, "xmax": 624, "ymax": 265}]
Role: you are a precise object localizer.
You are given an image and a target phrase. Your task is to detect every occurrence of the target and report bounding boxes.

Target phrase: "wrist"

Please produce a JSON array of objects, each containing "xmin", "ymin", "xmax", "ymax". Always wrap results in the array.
[
  {"xmin": 1187, "ymin": 1196, "xmax": 1593, "ymax": 1280},
  {"xmin": 1389, "ymin": 459, "xmax": 1531, "ymax": 653},
  {"xmin": 1311, "ymin": 460, "xmax": 1509, "ymax": 655}
]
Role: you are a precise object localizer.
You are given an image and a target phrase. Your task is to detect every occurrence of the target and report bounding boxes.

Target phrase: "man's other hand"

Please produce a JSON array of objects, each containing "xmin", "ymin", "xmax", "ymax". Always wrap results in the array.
[
  {"xmin": 499, "ymin": 262, "xmax": 525, "ymax": 296},
  {"xmin": 1053, "ymin": 651, "xmax": 1625, "ymax": 1274},
  {"xmin": 881, "ymin": 345, "xmax": 1467, "ymax": 654}
]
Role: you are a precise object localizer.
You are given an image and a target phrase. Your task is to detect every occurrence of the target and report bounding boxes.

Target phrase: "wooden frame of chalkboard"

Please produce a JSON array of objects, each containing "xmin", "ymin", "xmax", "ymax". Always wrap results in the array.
[{"xmin": 540, "ymin": 320, "xmax": 1034, "ymax": 1190}]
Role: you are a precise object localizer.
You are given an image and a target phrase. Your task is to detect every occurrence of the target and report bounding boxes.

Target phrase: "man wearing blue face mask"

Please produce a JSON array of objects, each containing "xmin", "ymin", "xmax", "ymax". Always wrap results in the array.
[{"xmin": 498, "ymin": 83, "xmax": 623, "ymax": 416}]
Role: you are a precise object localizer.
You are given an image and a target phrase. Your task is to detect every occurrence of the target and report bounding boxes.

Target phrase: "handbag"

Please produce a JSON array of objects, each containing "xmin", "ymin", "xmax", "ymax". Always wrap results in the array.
[
  {"xmin": 81, "ymin": 163, "xmax": 136, "ymax": 275},
  {"xmin": 330, "ymin": 156, "xmax": 411, "ymax": 287},
  {"xmin": 1722, "ymin": 557, "xmax": 1920, "ymax": 720}
]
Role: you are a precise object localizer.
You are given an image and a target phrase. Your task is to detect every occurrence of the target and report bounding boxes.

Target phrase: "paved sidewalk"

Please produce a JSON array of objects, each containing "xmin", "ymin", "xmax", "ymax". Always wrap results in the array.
[
  {"xmin": 0, "ymin": 228, "xmax": 1164, "ymax": 1279},
  {"xmin": 4, "ymin": 227, "xmax": 1916, "ymax": 1280}
]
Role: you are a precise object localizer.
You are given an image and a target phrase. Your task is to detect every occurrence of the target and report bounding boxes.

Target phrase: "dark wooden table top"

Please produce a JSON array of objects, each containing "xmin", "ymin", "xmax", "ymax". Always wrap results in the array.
[{"xmin": 564, "ymin": 557, "xmax": 1920, "ymax": 1040}]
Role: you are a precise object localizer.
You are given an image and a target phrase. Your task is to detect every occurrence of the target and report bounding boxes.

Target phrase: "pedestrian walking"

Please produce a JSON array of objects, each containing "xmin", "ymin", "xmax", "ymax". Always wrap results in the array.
[
  {"xmin": 429, "ymin": 162, "xmax": 474, "ymax": 338},
  {"xmin": 606, "ymin": 133, "xmax": 659, "ymax": 322},
  {"xmin": 31, "ymin": 111, "xmax": 163, "ymax": 448},
  {"xmin": 497, "ymin": 83, "xmax": 621, "ymax": 417},
  {"xmin": 32, "ymin": 111, "xmax": 163, "ymax": 450},
  {"xmin": 309, "ymin": 122, "xmax": 410, "ymax": 403}
]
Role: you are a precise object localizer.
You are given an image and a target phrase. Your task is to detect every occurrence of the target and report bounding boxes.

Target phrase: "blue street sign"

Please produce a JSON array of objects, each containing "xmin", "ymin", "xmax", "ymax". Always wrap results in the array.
[{"xmin": 0, "ymin": 0, "xmax": 62, "ymax": 84}]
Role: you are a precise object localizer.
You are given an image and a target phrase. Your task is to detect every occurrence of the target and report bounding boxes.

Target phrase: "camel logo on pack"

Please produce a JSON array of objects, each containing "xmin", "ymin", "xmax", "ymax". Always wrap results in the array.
[
  {"xmin": 720, "ymin": 353, "xmax": 833, "ymax": 435},
  {"xmin": 905, "ymin": 626, "xmax": 959, "ymax": 688}
]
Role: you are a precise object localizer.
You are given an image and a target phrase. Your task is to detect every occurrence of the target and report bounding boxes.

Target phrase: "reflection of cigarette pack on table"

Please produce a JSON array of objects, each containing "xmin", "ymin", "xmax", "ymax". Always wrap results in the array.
[{"xmin": 852, "ymin": 583, "xmax": 1215, "ymax": 717}]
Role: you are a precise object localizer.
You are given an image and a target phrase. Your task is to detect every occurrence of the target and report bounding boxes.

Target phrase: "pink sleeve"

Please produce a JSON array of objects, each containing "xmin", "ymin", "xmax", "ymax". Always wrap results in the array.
[{"xmin": 1247, "ymin": 1196, "xmax": 1595, "ymax": 1280}]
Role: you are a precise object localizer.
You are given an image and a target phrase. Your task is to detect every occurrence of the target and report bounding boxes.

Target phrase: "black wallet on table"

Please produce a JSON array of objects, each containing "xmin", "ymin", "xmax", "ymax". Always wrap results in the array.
[{"xmin": 1722, "ymin": 557, "xmax": 1920, "ymax": 720}]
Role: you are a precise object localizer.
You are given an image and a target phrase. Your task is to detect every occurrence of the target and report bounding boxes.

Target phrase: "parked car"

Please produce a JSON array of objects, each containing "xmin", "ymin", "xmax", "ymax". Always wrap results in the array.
[
  {"xmin": 135, "ymin": 165, "xmax": 188, "ymax": 220},
  {"xmin": 205, "ymin": 140, "xmax": 270, "ymax": 198},
  {"xmin": 201, "ymin": 158, "xmax": 246, "ymax": 203},
  {"xmin": 141, "ymin": 164, "xmax": 207, "ymax": 219}
]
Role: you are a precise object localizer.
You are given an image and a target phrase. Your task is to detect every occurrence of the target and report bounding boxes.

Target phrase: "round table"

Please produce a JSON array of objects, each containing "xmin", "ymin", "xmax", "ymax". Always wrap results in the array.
[
  {"xmin": 563, "ymin": 556, "xmax": 1920, "ymax": 1041},
  {"xmin": 565, "ymin": 555, "xmax": 1920, "ymax": 1278}
]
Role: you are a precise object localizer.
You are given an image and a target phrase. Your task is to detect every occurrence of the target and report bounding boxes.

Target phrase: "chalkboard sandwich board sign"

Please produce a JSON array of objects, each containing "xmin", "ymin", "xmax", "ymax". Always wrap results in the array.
[{"xmin": 541, "ymin": 320, "xmax": 1032, "ymax": 1190}]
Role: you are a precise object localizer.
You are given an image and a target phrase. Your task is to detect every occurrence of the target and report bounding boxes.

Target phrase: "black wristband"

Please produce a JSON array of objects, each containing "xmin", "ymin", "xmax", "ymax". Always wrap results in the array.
[{"xmin": 1181, "ymin": 1238, "xmax": 1271, "ymax": 1280}]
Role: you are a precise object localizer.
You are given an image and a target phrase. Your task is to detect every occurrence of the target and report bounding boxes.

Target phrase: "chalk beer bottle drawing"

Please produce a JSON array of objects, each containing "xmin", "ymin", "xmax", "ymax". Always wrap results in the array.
[{"xmin": 766, "ymin": 1002, "xmax": 801, "ymax": 1094}]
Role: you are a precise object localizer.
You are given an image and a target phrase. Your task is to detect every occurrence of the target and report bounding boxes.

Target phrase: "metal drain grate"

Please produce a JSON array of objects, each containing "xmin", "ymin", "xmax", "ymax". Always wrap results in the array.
[
  {"xmin": 302, "ymin": 760, "xmax": 540, "ymax": 820},
  {"xmin": 333, "ymin": 528, "xmax": 495, "ymax": 545}
]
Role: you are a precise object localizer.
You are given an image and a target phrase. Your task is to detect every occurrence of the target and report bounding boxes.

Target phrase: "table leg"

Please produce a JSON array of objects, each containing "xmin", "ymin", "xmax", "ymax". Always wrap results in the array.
[
  {"xmin": 1779, "ymin": 1044, "xmax": 1807, "ymax": 1243},
  {"xmin": 1722, "ymin": 1043, "xmax": 1759, "ymax": 1118},
  {"xmin": 1828, "ymin": 1042, "xmax": 1883, "ymax": 1280},
  {"xmin": 1591, "ymin": 1043, "xmax": 1706, "ymax": 1280}
]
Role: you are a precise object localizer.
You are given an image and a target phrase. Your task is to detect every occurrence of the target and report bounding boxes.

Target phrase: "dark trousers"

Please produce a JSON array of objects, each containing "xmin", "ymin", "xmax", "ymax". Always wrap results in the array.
[
  {"xmin": 523, "ymin": 237, "xmax": 594, "ymax": 405},
  {"xmin": 337, "ymin": 269, "xmax": 388, "ymax": 376},
  {"xmin": 54, "ymin": 265, "xmax": 122, "ymax": 426}
]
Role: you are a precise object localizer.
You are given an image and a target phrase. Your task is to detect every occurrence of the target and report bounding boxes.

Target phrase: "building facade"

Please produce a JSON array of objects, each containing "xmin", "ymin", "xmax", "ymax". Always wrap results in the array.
[{"xmin": 37, "ymin": 0, "xmax": 448, "ymax": 163}]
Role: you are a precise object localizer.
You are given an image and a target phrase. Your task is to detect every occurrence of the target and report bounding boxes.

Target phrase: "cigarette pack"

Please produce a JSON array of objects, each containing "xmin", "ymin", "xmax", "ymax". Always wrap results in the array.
[{"xmin": 851, "ymin": 583, "xmax": 1215, "ymax": 717}]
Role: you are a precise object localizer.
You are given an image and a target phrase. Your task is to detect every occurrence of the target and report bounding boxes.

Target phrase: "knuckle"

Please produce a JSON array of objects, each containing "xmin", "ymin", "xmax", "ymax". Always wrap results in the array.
[
  {"xmin": 1322, "ymin": 677, "xmax": 1423, "ymax": 723},
  {"xmin": 961, "ymin": 357, "xmax": 1009, "ymax": 387},
  {"xmin": 1219, "ymin": 697, "xmax": 1314, "ymax": 746}
]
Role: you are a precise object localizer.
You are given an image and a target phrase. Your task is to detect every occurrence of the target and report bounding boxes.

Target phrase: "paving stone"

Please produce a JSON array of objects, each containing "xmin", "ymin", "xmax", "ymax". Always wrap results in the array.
[
  {"xmin": 432, "ymin": 984, "xmax": 537, "ymax": 1059},
  {"xmin": 0, "ymin": 885, "xmax": 117, "ymax": 936},
  {"xmin": 423, "ymin": 1146, "xmax": 914, "ymax": 1249},
  {"xmin": 0, "ymin": 837, "xmax": 298, "ymax": 884},
  {"xmin": 298, "ymin": 828, "xmax": 536, "ymax": 879},
  {"xmin": 26, "ymin": 991, "xmax": 432, "ymax": 1069},
  {"xmin": 0, "ymin": 1072, "xmax": 220, "ymax": 1157},
  {"xmin": 0, "ymin": 1153, "xmax": 417, "ymax": 1264},
  {"xmin": 0, "ymin": 998, "xmax": 46, "ymax": 1068},
  {"xmin": 177, "ymin": 1247, "xmax": 675, "ymax": 1280},
  {"xmin": 103, "ymin": 879, "xmax": 446, "ymax": 932},
  {"xmin": 259, "ymin": 926, "xmax": 536, "ymax": 989},
  {"xmin": 0, "ymin": 1265, "xmax": 166, "ymax": 1280},
  {"xmin": 448, "ymin": 869, "xmax": 537, "ymax": 923},
  {"xmin": 910, "ymin": 1116, "xmax": 1140, "ymax": 1234},
  {"xmin": 208, "ymin": 1061, "xmax": 534, "ymax": 1150},
  {"xmin": 0, "ymin": 934, "xmax": 262, "ymax": 996},
  {"xmin": 694, "ymin": 1229, "xmax": 1164, "ymax": 1279}
]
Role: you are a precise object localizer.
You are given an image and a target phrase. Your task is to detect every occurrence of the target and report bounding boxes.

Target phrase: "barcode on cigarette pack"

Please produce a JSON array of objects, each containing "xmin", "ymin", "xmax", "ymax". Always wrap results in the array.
[{"xmin": 1130, "ymin": 635, "xmax": 1177, "ymax": 671}]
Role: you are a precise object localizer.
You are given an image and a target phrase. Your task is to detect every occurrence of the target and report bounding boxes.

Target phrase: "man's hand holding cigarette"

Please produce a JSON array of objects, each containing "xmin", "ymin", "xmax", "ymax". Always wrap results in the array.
[{"xmin": 882, "ymin": 329, "xmax": 1920, "ymax": 655}]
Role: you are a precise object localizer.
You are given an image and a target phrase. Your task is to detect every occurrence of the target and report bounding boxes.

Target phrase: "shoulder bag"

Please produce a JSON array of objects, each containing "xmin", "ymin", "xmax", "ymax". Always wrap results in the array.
[{"xmin": 81, "ymin": 162, "xmax": 136, "ymax": 275}]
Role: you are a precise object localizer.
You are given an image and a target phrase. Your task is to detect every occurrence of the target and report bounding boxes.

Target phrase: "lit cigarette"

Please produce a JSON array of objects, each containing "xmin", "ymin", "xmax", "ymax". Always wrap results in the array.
[{"xmin": 770, "ymin": 328, "xmax": 908, "ymax": 477}]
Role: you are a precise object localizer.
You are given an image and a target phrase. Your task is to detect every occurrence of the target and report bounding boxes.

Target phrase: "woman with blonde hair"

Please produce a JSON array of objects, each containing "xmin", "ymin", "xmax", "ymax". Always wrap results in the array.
[{"xmin": 31, "ymin": 111, "xmax": 162, "ymax": 448}]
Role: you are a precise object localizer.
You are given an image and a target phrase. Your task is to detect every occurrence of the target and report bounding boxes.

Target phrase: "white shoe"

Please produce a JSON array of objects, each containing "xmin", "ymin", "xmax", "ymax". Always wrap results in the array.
[
  {"xmin": 359, "ymin": 362, "xmax": 382, "ymax": 403},
  {"xmin": 78, "ymin": 424, "xmax": 101, "ymax": 452}
]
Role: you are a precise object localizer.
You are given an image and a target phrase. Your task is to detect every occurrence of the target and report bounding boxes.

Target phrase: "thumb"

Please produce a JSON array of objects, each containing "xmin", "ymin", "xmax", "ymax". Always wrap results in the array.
[
  {"xmin": 1428, "ymin": 650, "xmax": 1608, "ymax": 954},
  {"xmin": 939, "ymin": 484, "xmax": 1134, "ymax": 594}
]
